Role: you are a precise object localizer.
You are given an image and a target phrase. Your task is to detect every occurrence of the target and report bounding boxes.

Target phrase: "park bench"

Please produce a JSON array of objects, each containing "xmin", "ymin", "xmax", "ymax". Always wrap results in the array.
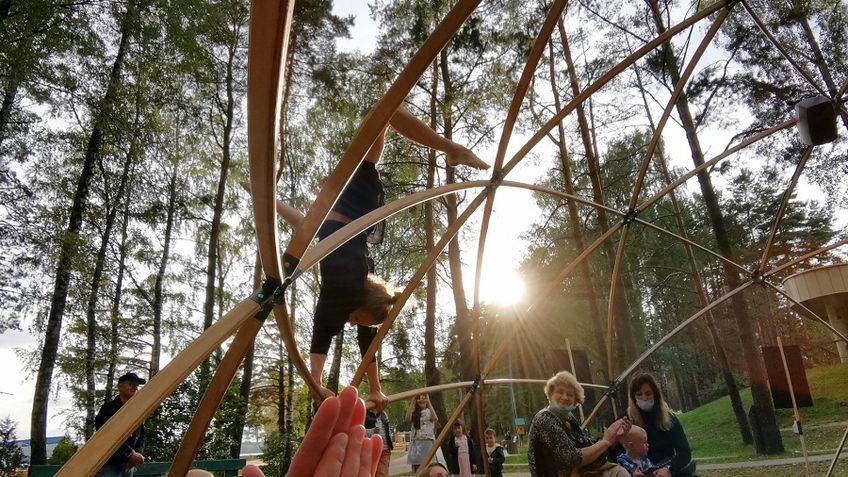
[{"xmin": 28, "ymin": 458, "xmax": 246, "ymax": 477}]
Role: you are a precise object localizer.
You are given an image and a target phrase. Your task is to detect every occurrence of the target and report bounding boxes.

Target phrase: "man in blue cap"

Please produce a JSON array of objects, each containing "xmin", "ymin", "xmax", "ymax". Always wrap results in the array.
[{"xmin": 94, "ymin": 372, "xmax": 147, "ymax": 477}]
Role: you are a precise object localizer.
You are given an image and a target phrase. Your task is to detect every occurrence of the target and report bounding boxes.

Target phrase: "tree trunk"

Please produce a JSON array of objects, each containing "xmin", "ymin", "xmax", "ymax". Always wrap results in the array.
[
  {"xmin": 82, "ymin": 125, "xmax": 136, "ymax": 439},
  {"xmin": 201, "ymin": 29, "xmax": 238, "ymax": 385},
  {"xmin": 282, "ymin": 279, "xmax": 297, "ymax": 475},
  {"xmin": 326, "ymin": 333, "xmax": 344, "ymax": 394},
  {"xmin": 0, "ymin": 73, "xmax": 20, "ymax": 149},
  {"xmin": 439, "ymin": 49, "xmax": 473, "ymax": 385},
  {"xmin": 106, "ymin": 184, "xmax": 133, "ymax": 401},
  {"xmin": 547, "ymin": 37, "xmax": 607, "ymax": 366},
  {"xmin": 647, "ymin": 0, "xmax": 782, "ymax": 453},
  {"xmin": 149, "ymin": 163, "xmax": 178, "ymax": 377},
  {"xmin": 29, "ymin": 0, "xmax": 138, "ymax": 463},
  {"xmin": 558, "ymin": 21, "xmax": 637, "ymax": 370},
  {"xmin": 425, "ymin": 60, "xmax": 447, "ymax": 422}
]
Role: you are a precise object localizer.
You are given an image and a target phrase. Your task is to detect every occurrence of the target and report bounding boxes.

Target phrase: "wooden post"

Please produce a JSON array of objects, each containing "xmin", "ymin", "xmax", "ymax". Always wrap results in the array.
[
  {"xmin": 777, "ymin": 336, "xmax": 810, "ymax": 474},
  {"xmin": 566, "ymin": 339, "xmax": 585, "ymax": 422},
  {"xmin": 826, "ymin": 422, "xmax": 848, "ymax": 477}
]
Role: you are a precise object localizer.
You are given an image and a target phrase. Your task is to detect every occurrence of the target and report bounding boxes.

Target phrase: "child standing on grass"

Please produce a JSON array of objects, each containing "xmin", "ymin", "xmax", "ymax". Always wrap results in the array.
[
  {"xmin": 447, "ymin": 421, "xmax": 477, "ymax": 477},
  {"xmin": 485, "ymin": 428, "xmax": 506, "ymax": 477}
]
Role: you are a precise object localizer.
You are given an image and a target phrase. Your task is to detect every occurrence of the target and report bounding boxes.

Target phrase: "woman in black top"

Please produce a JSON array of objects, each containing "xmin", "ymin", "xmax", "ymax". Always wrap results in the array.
[{"xmin": 627, "ymin": 371, "xmax": 693, "ymax": 476}]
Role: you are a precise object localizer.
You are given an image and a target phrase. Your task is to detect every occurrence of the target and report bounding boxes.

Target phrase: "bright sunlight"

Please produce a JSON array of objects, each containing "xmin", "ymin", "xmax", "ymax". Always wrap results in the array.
[{"xmin": 476, "ymin": 265, "xmax": 526, "ymax": 306}]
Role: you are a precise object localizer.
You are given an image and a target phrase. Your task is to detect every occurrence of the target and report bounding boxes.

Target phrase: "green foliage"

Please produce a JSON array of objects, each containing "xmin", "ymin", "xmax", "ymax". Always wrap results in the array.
[
  {"xmin": 46, "ymin": 436, "xmax": 77, "ymax": 466},
  {"xmin": 259, "ymin": 429, "xmax": 300, "ymax": 477},
  {"xmin": 0, "ymin": 417, "xmax": 26, "ymax": 476}
]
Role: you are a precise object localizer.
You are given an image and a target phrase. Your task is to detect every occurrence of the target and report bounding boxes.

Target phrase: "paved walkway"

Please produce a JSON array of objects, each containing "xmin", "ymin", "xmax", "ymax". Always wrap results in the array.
[{"xmin": 388, "ymin": 451, "xmax": 848, "ymax": 475}]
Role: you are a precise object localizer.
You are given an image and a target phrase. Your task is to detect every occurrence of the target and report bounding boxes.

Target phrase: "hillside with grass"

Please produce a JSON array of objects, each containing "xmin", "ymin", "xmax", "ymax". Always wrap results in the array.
[{"xmin": 680, "ymin": 362, "xmax": 848, "ymax": 462}]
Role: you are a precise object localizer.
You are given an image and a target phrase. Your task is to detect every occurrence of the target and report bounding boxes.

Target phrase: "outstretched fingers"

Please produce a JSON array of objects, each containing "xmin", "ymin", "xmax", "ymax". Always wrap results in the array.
[
  {"xmin": 313, "ymin": 432, "xmax": 350, "ymax": 476},
  {"xmin": 287, "ymin": 394, "xmax": 341, "ymax": 476},
  {"xmin": 368, "ymin": 435, "xmax": 382, "ymax": 477}
]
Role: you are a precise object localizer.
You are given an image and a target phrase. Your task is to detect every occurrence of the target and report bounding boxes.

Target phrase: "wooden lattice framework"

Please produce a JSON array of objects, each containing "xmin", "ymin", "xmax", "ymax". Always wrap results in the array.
[{"xmin": 53, "ymin": 0, "xmax": 848, "ymax": 475}]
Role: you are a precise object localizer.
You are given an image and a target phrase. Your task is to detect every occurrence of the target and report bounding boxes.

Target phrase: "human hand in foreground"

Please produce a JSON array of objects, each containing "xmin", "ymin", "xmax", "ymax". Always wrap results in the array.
[
  {"xmin": 445, "ymin": 144, "xmax": 489, "ymax": 170},
  {"xmin": 190, "ymin": 386, "xmax": 382, "ymax": 477}
]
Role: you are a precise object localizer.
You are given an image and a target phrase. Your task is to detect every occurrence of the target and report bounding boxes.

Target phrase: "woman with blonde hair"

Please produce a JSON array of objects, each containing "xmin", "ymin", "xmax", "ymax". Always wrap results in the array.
[
  {"xmin": 528, "ymin": 371, "xmax": 631, "ymax": 476},
  {"xmin": 627, "ymin": 371, "xmax": 693, "ymax": 476}
]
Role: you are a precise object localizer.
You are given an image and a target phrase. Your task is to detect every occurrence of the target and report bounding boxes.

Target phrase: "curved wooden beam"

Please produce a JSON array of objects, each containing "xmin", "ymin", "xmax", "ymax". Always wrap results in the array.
[
  {"xmin": 168, "ymin": 317, "xmax": 263, "ymax": 477},
  {"xmin": 757, "ymin": 146, "xmax": 814, "ymax": 273},
  {"xmin": 382, "ymin": 378, "xmax": 610, "ymax": 406},
  {"xmin": 766, "ymin": 284, "xmax": 848, "ymax": 345},
  {"xmin": 246, "ymin": 0, "xmax": 293, "ymax": 282},
  {"xmin": 583, "ymin": 280, "xmax": 754, "ymax": 427},
  {"xmin": 245, "ymin": 0, "xmax": 323, "ymax": 401},
  {"xmin": 499, "ymin": 0, "xmax": 726, "ymax": 178},
  {"xmin": 606, "ymin": 10, "xmax": 729, "ymax": 379},
  {"xmin": 470, "ymin": 5, "xmax": 570, "ymax": 459},
  {"xmin": 283, "ymin": 0, "xmax": 483, "ymax": 276},
  {"xmin": 474, "ymin": 0, "xmax": 570, "ymax": 301},
  {"xmin": 55, "ymin": 299, "xmax": 261, "ymax": 476},
  {"xmin": 765, "ymin": 236, "xmax": 848, "ymax": 277},
  {"xmin": 638, "ymin": 119, "xmax": 796, "ymax": 212},
  {"xmin": 627, "ymin": 9, "xmax": 729, "ymax": 210},
  {"xmin": 740, "ymin": 1, "xmax": 829, "ymax": 98},
  {"xmin": 300, "ymin": 181, "xmax": 488, "ymax": 271}
]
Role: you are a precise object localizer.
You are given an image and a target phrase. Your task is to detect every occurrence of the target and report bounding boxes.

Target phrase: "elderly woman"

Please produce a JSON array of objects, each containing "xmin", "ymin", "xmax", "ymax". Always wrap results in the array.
[
  {"xmin": 627, "ymin": 371, "xmax": 693, "ymax": 477},
  {"xmin": 529, "ymin": 371, "xmax": 631, "ymax": 477}
]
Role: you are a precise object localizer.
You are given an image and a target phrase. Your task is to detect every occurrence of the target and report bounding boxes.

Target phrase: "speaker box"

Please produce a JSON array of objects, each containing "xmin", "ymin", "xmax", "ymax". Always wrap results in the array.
[
  {"xmin": 795, "ymin": 95, "xmax": 837, "ymax": 146},
  {"xmin": 762, "ymin": 345, "xmax": 813, "ymax": 409}
]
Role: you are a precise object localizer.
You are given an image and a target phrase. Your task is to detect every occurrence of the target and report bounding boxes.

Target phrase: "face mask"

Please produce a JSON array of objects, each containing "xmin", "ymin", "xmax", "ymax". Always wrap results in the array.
[
  {"xmin": 549, "ymin": 402, "xmax": 577, "ymax": 413},
  {"xmin": 636, "ymin": 399, "xmax": 655, "ymax": 412}
]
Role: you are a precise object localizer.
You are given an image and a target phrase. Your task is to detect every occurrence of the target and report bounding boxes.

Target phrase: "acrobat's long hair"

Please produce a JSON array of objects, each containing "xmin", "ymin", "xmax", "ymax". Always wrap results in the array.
[{"xmin": 358, "ymin": 274, "xmax": 399, "ymax": 323}]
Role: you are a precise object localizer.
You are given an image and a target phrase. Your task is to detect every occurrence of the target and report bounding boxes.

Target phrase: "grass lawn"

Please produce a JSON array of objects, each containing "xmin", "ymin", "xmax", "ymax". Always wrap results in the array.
[
  {"xmin": 699, "ymin": 460, "xmax": 842, "ymax": 476},
  {"xmin": 679, "ymin": 362, "xmax": 848, "ymax": 463}
]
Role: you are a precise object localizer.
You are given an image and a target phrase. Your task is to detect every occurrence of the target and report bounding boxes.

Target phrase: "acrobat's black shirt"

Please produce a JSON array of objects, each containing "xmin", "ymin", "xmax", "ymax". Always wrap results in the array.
[{"xmin": 309, "ymin": 162, "xmax": 382, "ymax": 357}]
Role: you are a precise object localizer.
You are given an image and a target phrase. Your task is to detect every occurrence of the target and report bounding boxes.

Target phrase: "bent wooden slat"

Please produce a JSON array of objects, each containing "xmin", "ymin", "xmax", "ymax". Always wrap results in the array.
[
  {"xmin": 757, "ymin": 146, "xmax": 813, "ymax": 272},
  {"xmin": 583, "ymin": 281, "xmax": 754, "ymax": 427},
  {"xmin": 384, "ymin": 378, "xmax": 607, "ymax": 404},
  {"xmin": 247, "ymin": 0, "xmax": 293, "ymax": 281},
  {"xmin": 168, "ymin": 317, "xmax": 263, "ymax": 477},
  {"xmin": 606, "ymin": 10, "xmax": 729, "ymax": 379},
  {"xmin": 499, "ymin": 0, "xmax": 726, "ymax": 178},
  {"xmin": 471, "ymin": 8, "xmax": 570, "ymax": 447},
  {"xmin": 245, "ymin": 0, "xmax": 323, "ymax": 400},
  {"xmin": 55, "ymin": 299, "xmax": 260, "ymax": 477},
  {"xmin": 284, "ymin": 0, "xmax": 484, "ymax": 276}
]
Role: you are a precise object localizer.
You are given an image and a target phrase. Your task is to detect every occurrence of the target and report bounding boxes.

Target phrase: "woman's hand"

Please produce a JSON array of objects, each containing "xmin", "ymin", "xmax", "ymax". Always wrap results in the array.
[{"xmin": 601, "ymin": 417, "xmax": 631, "ymax": 446}]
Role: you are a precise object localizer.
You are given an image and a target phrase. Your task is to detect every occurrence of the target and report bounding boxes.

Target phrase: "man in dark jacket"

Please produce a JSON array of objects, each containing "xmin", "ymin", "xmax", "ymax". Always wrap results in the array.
[{"xmin": 94, "ymin": 372, "xmax": 147, "ymax": 477}]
